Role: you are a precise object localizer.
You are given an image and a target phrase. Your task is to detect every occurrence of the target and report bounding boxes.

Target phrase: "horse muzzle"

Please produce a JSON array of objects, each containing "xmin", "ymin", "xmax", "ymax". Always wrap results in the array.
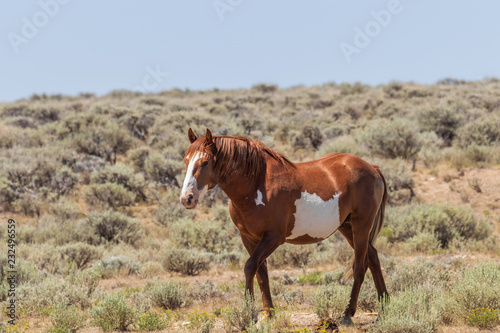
[{"xmin": 180, "ymin": 193, "xmax": 198, "ymax": 209}]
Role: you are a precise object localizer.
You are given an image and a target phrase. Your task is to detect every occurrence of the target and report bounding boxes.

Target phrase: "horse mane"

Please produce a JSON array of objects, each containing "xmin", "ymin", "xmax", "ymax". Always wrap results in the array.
[{"xmin": 184, "ymin": 135, "xmax": 295, "ymax": 184}]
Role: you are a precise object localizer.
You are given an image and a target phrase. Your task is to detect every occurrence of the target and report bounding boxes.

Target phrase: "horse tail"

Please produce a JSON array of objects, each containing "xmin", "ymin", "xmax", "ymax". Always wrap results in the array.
[
  {"xmin": 344, "ymin": 166, "xmax": 387, "ymax": 281},
  {"xmin": 369, "ymin": 166, "xmax": 387, "ymax": 245}
]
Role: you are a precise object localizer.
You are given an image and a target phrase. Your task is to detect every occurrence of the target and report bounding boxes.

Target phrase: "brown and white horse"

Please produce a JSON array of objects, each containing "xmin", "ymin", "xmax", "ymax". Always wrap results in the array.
[{"xmin": 180, "ymin": 128, "xmax": 388, "ymax": 324}]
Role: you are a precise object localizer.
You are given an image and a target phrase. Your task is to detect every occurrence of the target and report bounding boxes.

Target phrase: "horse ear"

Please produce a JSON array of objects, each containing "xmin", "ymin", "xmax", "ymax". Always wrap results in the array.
[
  {"xmin": 188, "ymin": 128, "xmax": 197, "ymax": 143},
  {"xmin": 205, "ymin": 129, "xmax": 213, "ymax": 145}
]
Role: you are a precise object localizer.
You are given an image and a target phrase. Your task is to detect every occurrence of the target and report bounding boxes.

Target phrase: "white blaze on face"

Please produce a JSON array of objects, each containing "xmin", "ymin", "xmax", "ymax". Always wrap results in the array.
[
  {"xmin": 255, "ymin": 190, "xmax": 265, "ymax": 206},
  {"xmin": 181, "ymin": 152, "xmax": 207, "ymax": 198},
  {"xmin": 287, "ymin": 191, "xmax": 341, "ymax": 241}
]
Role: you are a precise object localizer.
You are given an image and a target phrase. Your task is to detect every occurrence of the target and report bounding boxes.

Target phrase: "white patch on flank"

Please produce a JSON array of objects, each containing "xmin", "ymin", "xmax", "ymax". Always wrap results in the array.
[
  {"xmin": 255, "ymin": 190, "xmax": 265, "ymax": 206},
  {"xmin": 181, "ymin": 152, "xmax": 206, "ymax": 197},
  {"xmin": 287, "ymin": 191, "xmax": 341, "ymax": 241}
]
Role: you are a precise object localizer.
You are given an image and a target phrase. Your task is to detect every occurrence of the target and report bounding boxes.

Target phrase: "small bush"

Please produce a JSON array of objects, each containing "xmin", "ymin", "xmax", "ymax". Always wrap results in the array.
[
  {"xmin": 137, "ymin": 311, "xmax": 169, "ymax": 331},
  {"xmin": 86, "ymin": 210, "xmax": 143, "ymax": 245},
  {"xmin": 385, "ymin": 203, "xmax": 492, "ymax": 249},
  {"xmin": 162, "ymin": 249, "xmax": 210, "ymax": 276},
  {"xmin": 268, "ymin": 243, "xmax": 313, "ymax": 268},
  {"xmin": 46, "ymin": 303, "xmax": 85, "ymax": 333},
  {"xmin": 93, "ymin": 255, "xmax": 140, "ymax": 278},
  {"xmin": 360, "ymin": 119, "xmax": 423, "ymax": 160},
  {"xmin": 222, "ymin": 294, "xmax": 259, "ymax": 332},
  {"xmin": 456, "ymin": 116, "xmax": 500, "ymax": 147},
  {"xmin": 59, "ymin": 242, "xmax": 102, "ymax": 270},
  {"xmin": 143, "ymin": 280, "xmax": 184, "ymax": 310},
  {"xmin": 312, "ymin": 284, "xmax": 350, "ymax": 320},
  {"xmin": 84, "ymin": 183, "xmax": 136, "ymax": 208},
  {"xmin": 186, "ymin": 310, "xmax": 216, "ymax": 333},
  {"xmin": 372, "ymin": 285, "xmax": 445, "ymax": 333},
  {"xmin": 466, "ymin": 308, "xmax": 500, "ymax": 329},
  {"xmin": 128, "ymin": 146, "xmax": 150, "ymax": 170},
  {"xmin": 91, "ymin": 291, "xmax": 141, "ymax": 332},
  {"xmin": 91, "ymin": 163, "xmax": 146, "ymax": 200},
  {"xmin": 418, "ymin": 107, "xmax": 462, "ymax": 145},
  {"xmin": 144, "ymin": 152, "xmax": 182, "ymax": 187}
]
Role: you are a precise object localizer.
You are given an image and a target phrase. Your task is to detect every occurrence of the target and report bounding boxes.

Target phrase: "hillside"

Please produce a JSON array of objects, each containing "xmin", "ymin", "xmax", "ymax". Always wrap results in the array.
[{"xmin": 0, "ymin": 79, "xmax": 499, "ymax": 332}]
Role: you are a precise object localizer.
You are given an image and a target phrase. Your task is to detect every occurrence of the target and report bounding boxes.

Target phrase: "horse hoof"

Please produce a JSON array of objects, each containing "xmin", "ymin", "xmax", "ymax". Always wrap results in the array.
[{"xmin": 338, "ymin": 316, "xmax": 354, "ymax": 326}]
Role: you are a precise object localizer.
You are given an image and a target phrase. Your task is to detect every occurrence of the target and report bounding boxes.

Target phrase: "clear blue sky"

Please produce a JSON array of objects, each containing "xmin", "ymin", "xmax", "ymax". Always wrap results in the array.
[{"xmin": 1, "ymin": 0, "xmax": 499, "ymax": 102}]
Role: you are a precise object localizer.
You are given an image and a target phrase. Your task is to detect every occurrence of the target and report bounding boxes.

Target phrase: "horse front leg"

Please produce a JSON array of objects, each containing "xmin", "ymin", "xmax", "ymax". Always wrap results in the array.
[{"xmin": 241, "ymin": 234, "xmax": 280, "ymax": 315}]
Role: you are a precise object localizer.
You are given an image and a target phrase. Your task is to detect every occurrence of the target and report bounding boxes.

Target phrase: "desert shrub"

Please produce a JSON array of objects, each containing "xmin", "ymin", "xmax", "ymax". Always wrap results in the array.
[
  {"xmin": 418, "ymin": 107, "xmax": 462, "ymax": 145},
  {"xmin": 17, "ymin": 270, "xmax": 100, "ymax": 311},
  {"xmin": 128, "ymin": 146, "xmax": 150, "ymax": 170},
  {"xmin": 466, "ymin": 308, "xmax": 500, "ymax": 329},
  {"xmin": 143, "ymin": 279, "xmax": 184, "ymax": 310},
  {"xmin": 58, "ymin": 242, "xmax": 102, "ymax": 270},
  {"xmin": 91, "ymin": 163, "xmax": 146, "ymax": 200},
  {"xmin": 384, "ymin": 204, "xmax": 492, "ymax": 249},
  {"xmin": 93, "ymin": 255, "xmax": 140, "ymax": 278},
  {"xmin": 293, "ymin": 126, "xmax": 324, "ymax": 150},
  {"xmin": 312, "ymin": 284, "xmax": 350, "ymax": 320},
  {"xmin": 15, "ymin": 194, "xmax": 42, "ymax": 217},
  {"xmin": 387, "ymin": 261, "xmax": 445, "ymax": 293},
  {"xmin": 448, "ymin": 263, "xmax": 500, "ymax": 321},
  {"xmin": 86, "ymin": 210, "xmax": 143, "ymax": 245},
  {"xmin": 417, "ymin": 131, "xmax": 444, "ymax": 167},
  {"xmin": 372, "ymin": 284, "xmax": 445, "ymax": 333},
  {"xmin": 372, "ymin": 159, "xmax": 414, "ymax": 205},
  {"xmin": 155, "ymin": 200, "xmax": 194, "ymax": 226},
  {"xmin": 169, "ymin": 217, "xmax": 238, "ymax": 253},
  {"xmin": 49, "ymin": 200, "xmax": 81, "ymax": 220},
  {"xmin": 360, "ymin": 119, "xmax": 423, "ymax": 160},
  {"xmin": 73, "ymin": 123, "xmax": 133, "ymax": 164},
  {"xmin": 185, "ymin": 280, "xmax": 223, "ymax": 303},
  {"xmin": 162, "ymin": 249, "xmax": 210, "ymax": 276},
  {"xmin": 317, "ymin": 135, "xmax": 365, "ymax": 157},
  {"xmin": 91, "ymin": 291, "xmax": 141, "ymax": 332},
  {"xmin": 222, "ymin": 294, "xmax": 259, "ymax": 332},
  {"xmin": 35, "ymin": 214, "xmax": 91, "ymax": 246},
  {"xmin": 122, "ymin": 113, "xmax": 155, "ymax": 140},
  {"xmin": 456, "ymin": 116, "xmax": 500, "ymax": 147},
  {"xmin": 137, "ymin": 311, "xmax": 169, "ymax": 331},
  {"xmin": 84, "ymin": 183, "xmax": 136, "ymax": 208},
  {"xmin": 47, "ymin": 303, "xmax": 85, "ymax": 333},
  {"xmin": 186, "ymin": 310, "xmax": 216, "ymax": 333},
  {"xmin": 252, "ymin": 83, "xmax": 277, "ymax": 93},
  {"xmin": 403, "ymin": 232, "xmax": 441, "ymax": 253},
  {"xmin": 144, "ymin": 152, "xmax": 182, "ymax": 187},
  {"xmin": 268, "ymin": 243, "xmax": 313, "ymax": 268}
]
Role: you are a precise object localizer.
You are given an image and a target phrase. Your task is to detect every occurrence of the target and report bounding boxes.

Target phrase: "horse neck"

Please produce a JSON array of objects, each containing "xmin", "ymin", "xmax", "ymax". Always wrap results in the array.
[{"xmin": 217, "ymin": 172, "xmax": 260, "ymax": 204}]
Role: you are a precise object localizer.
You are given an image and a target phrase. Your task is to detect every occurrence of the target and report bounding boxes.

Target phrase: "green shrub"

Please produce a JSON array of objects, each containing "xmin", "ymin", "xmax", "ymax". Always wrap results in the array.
[
  {"xmin": 137, "ymin": 311, "xmax": 169, "ymax": 331},
  {"xmin": 93, "ymin": 255, "xmax": 140, "ymax": 278},
  {"xmin": 312, "ymin": 284, "xmax": 350, "ymax": 320},
  {"xmin": 46, "ymin": 303, "xmax": 85, "ymax": 333},
  {"xmin": 222, "ymin": 294, "xmax": 259, "ymax": 332},
  {"xmin": 128, "ymin": 146, "xmax": 150, "ymax": 170},
  {"xmin": 144, "ymin": 152, "xmax": 182, "ymax": 187},
  {"xmin": 49, "ymin": 200, "xmax": 81, "ymax": 220},
  {"xmin": 186, "ymin": 310, "xmax": 216, "ymax": 333},
  {"xmin": 360, "ymin": 119, "xmax": 423, "ymax": 160},
  {"xmin": 91, "ymin": 163, "xmax": 146, "ymax": 200},
  {"xmin": 143, "ymin": 280, "xmax": 184, "ymax": 310},
  {"xmin": 456, "ymin": 116, "xmax": 500, "ymax": 147},
  {"xmin": 449, "ymin": 263, "xmax": 500, "ymax": 320},
  {"xmin": 316, "ymin": 135, "xmax": 365, "ymax": 157},
  {"xmin": 86, "ymin": 210, "xmax": 143, "ymax": 245},
  {"xmin": 35, "ymin": 214, "xmax": 91, "ymax": 246},
  {"xmin": 59, "ymin": 243, "xmax": 102, "ymax": 270},
  {"xmin": 418, "ymin": 107, "xmax": 462, "ymax": 145},
  {"xmin": 268, "ymin": 244, "xmax": 313, "ymax": 268},
  {"xmin": 385, "ymin": 204, "xmax": 491, "ymax": 249},
  {"xmin": 91, "ymin": 291, "xmax": 141, "ymax": 332},
  {"xmin": 466, "ymin": 308, "xmax": 500, "ymax": 329},
  {"xmin": 169, "ymin": 217, "xmax": 238, "ymax": 253},
  {"xmin": 372, "ymin": 285, "xmax": 445, "ymax": 333},
  {"xmin": 84, "ymin": 183, "xmax": 136, "ymax": 208},
  {"xmin": 162, "ymin": 249, "xmax": 210, "ymax": 276},
  {"xmin": 155, "ymin": 201, "xmax": 193, "ymax": 226}
]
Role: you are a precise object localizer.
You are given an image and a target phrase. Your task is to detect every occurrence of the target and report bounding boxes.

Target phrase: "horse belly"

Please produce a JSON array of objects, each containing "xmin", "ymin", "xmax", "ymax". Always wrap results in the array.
[{"xmin": 286, "ymin": 191, "xmax": 341, "ymax": 242}]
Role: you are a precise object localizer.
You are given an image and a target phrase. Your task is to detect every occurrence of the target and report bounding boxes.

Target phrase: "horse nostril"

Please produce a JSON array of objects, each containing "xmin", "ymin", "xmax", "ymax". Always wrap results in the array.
[{"xmin": 186, "ymin": 194, "xmax": 194, "ymax": 205}]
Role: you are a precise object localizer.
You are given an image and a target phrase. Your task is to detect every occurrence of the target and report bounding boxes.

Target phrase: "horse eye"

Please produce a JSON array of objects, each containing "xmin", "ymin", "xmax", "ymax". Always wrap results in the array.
[{"xmin": 201, "ymin": 161, "xmax": 209, "ymax": 167}]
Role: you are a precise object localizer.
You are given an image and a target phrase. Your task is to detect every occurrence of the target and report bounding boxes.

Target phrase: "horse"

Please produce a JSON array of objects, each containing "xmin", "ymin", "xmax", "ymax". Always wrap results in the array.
[{"xmin": 179, "ymin": 128, "xmax": 389, "ymax": 325}]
